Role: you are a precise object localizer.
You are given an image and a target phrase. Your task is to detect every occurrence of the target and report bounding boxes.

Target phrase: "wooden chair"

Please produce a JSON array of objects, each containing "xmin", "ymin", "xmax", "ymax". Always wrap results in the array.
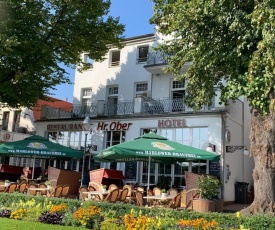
[
  {"xmin": 51, "ymin": 185, "xmax": 63, "ymax": 198},
  {"xmin": 27, "ymin": 184, "xmax": 37, "ymax": 196},
  {"xmin": 123, "ymin": 185, "xmax": 134, "ymax": 203},
  {"xmin": 105, "ymin": 188, "xmax": 119, "ymax": 203},
  {"xmin": 0, "ymin": 180, "xmax": 4, "ymax": 192},
  {"xmin": 153, "ymin": 187, "xmax": 162, "ymax": 195},
  {"xmin": 18, "ymin": 182, "xmax": 28, "ymax": 194},
  {"xmin": 135, "ymin": 191, "xmax": 144, "ymax": 206},
  {"xmin": 167, "ymin": 193, "xmax": 181, "ymax": 209},
  {"xmin": 136, "ymin": 186, "xmax": 144, "ymax": 193},
  {"xmin": 39, "ymin": 183, "xmax": 48, "ymax": 196},
  {"xmin": 108, "ymin": 184, "xmax": 118, "ymax": 191},
  {"xmin": 61, "ymin": 184, "xmax": 70, "ymax": 198},
  {"xmin": 168, "ymin": 188, "xmax": 178, "ymax": 196},
  {"xmin": 4, "ymin": 183, "xmax": 17, "ymax": 193},
  {"xmin": 88, "ymin": 185, "xmax": 96, "ymax": 191},
  {"xmin": 89, "ymin": 182, "xmax": 101, "ymax": 191},
  {"xmin": 146, "ymin": 189, "xmax": 154, "ymax": 206},
  {"xmin": 119, "ymin": 187, "xmax": 129, "ymax": 203},
  {"xmin": 181, "ymin": 188, "xmax": 198, "ymax": 210},
  {"xmin": 79, "ymin": 187, "xmax": 88, "ymax": 201}
]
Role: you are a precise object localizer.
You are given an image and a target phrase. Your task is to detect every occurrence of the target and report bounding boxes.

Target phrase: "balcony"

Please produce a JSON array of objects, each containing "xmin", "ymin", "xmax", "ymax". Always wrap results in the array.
[{"xmin": 40, "ymin": 97, "xmax": 224, "ymax": 120}]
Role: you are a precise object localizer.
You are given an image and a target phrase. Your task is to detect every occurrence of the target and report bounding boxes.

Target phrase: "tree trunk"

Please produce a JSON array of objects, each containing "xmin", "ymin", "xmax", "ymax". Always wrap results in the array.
[{"xmin": 241, "ymin": 109, "xmax": 275, "ymax": 214}]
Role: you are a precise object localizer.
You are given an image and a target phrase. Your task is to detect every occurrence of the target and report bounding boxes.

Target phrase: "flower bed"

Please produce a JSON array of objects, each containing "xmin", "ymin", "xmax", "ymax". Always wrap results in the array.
[{"xmin": 1, "ymin": 193, "xmax": 275, "ymax": 229}]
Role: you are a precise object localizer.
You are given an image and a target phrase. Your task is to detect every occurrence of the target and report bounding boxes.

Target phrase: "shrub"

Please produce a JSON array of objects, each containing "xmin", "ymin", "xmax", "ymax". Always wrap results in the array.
[
  {"xmin": 39, "ymin": 211, "xmax": 64, "ymax": 225},
  {"xmin": 0, "ymin": 209, "xmax": 11, "ymax": 218}
]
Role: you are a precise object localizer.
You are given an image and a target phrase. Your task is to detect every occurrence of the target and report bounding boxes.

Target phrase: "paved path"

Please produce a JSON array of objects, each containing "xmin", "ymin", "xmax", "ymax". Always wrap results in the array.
[{"xmin": 223, "ymin": 203, "xmax": 249, "ymax": 213}]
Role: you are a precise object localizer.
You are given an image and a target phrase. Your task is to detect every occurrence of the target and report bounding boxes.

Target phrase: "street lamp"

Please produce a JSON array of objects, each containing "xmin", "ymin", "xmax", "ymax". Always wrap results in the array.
[{"xmin": 81, "ymin": 116, "xmax": 92, "ymax": 187}]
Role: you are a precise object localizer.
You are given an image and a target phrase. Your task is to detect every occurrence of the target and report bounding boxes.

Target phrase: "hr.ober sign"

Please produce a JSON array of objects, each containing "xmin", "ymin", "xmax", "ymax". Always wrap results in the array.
[{"xmin": 96, "ymin": 121, "xmax": 132, "ymax": 131}]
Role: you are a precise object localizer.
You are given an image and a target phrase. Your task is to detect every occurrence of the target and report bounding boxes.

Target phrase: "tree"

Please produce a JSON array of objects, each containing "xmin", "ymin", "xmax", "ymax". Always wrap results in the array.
[
  {"xmin": 0, "ymin": 0, "xmax": 124, "ymax": 108},
  {"xmin": 151, "ymin": 0, "xmax": 275, "ymax": 214}
]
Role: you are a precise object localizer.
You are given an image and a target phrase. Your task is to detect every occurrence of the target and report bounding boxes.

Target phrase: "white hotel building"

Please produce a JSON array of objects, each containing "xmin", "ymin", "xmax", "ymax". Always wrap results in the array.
[{"xmin": 33, "ymin": 33, "xmax": 254, "ymax": 202}]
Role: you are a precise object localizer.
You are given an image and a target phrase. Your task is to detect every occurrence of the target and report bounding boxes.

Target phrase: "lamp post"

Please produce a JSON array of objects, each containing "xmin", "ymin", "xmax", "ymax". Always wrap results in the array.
[{"xmin": 81, "ymin": 116, "xmax": 92, "ymax": 187}]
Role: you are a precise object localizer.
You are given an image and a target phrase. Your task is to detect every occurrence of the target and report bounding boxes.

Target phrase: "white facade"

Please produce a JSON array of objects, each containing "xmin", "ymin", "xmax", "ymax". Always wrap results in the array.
[{"xmin": 34, "ymin": 33, "xmax": 254, "ymax": 202}]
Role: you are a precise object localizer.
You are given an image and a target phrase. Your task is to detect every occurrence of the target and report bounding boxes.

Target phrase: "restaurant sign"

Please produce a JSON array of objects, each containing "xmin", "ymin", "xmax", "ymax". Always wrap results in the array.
[{"xmin": 47, "ymin": 121, "xmax": 133, "ymax": 132}]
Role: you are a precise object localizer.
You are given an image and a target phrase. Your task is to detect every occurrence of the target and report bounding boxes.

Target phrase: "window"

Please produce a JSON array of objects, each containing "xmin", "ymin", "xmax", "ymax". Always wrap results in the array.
[
  {"xmin": 135, "ymin": 82, "xmax": 148, "ymax": 97},
  {"xmin": 105, "ymin": 131, "xmax": 125, "ymax": 170},
  {"xmin": 171, "ymin": 80, "xmax": 186, "ymax": 112},
  {"xmin": 137, "ymin": 46, "xmax": 149, "ymax": 63},
  {"xmin": 82, "ymin": 88, "xmax": 92, "ymax": 106},
  {"xmin": 83, "ymin": 54, "xmax": 94, "ymax": 69},
  {"xmin": 107, "ymin": 86, "xmax": 118, "ymax": 115},
  {"xmin": 110, "ymin": 50, "xmax": 120, "ymax": 67}
]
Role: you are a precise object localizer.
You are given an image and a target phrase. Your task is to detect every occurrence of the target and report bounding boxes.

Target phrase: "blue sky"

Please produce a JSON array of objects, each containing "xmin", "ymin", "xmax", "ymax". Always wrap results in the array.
[{"xmin": 50, "ymin": 0, "xmax": 155, "ymax": 103}]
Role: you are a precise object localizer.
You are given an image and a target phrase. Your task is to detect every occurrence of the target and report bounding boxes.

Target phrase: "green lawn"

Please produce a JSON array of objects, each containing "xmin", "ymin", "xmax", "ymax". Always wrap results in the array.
[{"xmin": 0, "ymin": 218, "xmax": 86, "ymax": 230}]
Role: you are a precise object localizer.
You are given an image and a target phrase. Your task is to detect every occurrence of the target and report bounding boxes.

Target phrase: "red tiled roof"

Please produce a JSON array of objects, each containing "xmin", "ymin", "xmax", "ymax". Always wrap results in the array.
[{"xmin": 33, "ymin": 96, "xmax": 72, "ymax": 121}]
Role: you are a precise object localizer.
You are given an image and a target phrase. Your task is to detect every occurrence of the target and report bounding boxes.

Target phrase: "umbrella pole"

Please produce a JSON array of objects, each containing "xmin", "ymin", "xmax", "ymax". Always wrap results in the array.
[
  {"xmin": 32, "ymin": 156, "xmax": 35, "ymax": 179},
  {"xmin": 147, "ymin": 156, "xmax": 151, "ymax": 191}
]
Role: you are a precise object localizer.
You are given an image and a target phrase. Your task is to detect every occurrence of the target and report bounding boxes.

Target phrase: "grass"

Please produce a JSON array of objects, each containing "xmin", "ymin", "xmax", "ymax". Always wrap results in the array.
[{"xmin": 0, "ymin": 218, "xmax": 86, "ymax": 230}]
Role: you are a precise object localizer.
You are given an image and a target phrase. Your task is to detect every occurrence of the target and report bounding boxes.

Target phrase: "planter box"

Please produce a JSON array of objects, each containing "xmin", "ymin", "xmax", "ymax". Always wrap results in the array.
[
  {"xmin": 215, "ymin": 199, "xmax": 224, "ymax": 212},
  {"xmin": 193, "ymin": 199, "xmax": 216, "ymax": 213}
]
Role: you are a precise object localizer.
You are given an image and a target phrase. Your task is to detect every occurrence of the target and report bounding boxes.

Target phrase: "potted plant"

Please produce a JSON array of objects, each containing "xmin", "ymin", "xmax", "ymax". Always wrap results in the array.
[
  {"xmin": 45, "ymin": 180, "xmax": 56, "ymax": 189},
  {"xmin": 102, "ymin": 185, "xmax": 107, "ymax": 192},
  {"xmin": 4, "ymin": 180, "xmax": 10, "ymax": 187},
  {"xmin": 193, "ymin": 175, "xmax": 222, "ymax": 213},
  {"xmin": 161, "ymin": 188, "xmax": 167, "ymax": 197}
]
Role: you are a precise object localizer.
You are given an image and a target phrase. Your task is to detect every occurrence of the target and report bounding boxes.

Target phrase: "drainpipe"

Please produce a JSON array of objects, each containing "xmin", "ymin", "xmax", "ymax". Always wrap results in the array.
[{"xmin": 221, "ymin": 113, "xmax": 227, "ymax": 200}]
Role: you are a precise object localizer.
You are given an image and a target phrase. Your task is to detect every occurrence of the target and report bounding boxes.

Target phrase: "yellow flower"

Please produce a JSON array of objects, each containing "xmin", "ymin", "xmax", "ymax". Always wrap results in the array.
[{"xmin": 236, "ymin": 211, "xmax": 240, "ymax": 218}]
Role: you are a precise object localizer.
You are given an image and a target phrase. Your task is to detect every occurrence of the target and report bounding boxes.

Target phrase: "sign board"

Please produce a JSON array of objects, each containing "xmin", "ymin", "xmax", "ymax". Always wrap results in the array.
[
  {"xmin": 209, "ymin": 161, "xmax": 221, "ymax": 179},
  {"xmin": 124, "ymin": 162, "xmax": 137, "ymax": 181}
]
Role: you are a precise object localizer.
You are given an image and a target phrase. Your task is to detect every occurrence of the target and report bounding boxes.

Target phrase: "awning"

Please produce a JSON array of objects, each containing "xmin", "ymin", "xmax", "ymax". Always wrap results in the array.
[{"xmin": 103, "ymin": 168, "xmax": 124, "ymax": 180}]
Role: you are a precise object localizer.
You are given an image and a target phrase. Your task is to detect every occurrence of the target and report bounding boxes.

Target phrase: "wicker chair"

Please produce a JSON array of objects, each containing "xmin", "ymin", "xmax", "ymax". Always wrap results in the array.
[
  {"xmin": 123, "ymin": 185, "xmax": 134, "ymax": 203},
  {"xmin": 18, "ymin": 181, "xmax": 28, "ymax": 194},
  {"xmin": 39, "ymin": 183, "xmax": 48, "ymax": 196},
  {"xmin": 27, "ymin": 184, "xmax": 37, "ymax": 196},
  {"xmin": 79, "ymin": 187, "xmax": 88, "ymax": 201},
  {"xmin": 167, "ymin": 188, "xmax": 178, "ymax": 196},
  {"xmin": 108, "ymin": 184, "xmax": 118, "ymax": 191},
  {"xmin": 146, "ymin": 189, "xmax": 154, "ymax": 206},
  {"xmin": 4, "ymin": 183, "xmax": 18, "ymax": 193},
  {"xmin": 61, "ymin": 184, "xmax": 70, "ymax": 198},
  {"xmin": 135, "ymin": 191, "xmax": 144, "ymax": 206},
  {"xmin": 0, "ymin": 180, "xmax": 4, "ymax": 193},
  {"xmin": 167, "ymin": 193, "xmax": 181, "ymax": 209},
  {"xmin": 153, "ymin": 187, "xmax": 162, "ymax": 196},
  {"xmin": 119, "ymin": 187, "xmax": 129, "ymax": 203},
  {"xmin": 51, "ymin": 185, "xmax": 63, "ymax": 198},
  {"xmin": 105, "ymin": 188, "xmax": 119, "ymax": 203}
]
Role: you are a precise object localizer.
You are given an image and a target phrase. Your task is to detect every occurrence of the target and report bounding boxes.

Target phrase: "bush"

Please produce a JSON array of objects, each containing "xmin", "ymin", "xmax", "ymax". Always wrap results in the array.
[{"xmin": 39, "ymin": 211, "xmax": 63, "ymax": 225}]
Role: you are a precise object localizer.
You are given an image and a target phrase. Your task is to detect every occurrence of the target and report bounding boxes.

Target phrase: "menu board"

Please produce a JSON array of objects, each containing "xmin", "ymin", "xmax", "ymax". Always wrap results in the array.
[
  {"xmin": 209, "ymin": 161, "xmax": 221, "ymax": 179},
  {"xmin": 124, "ymin": 162, "xmax": 137, "ymax": 181}
]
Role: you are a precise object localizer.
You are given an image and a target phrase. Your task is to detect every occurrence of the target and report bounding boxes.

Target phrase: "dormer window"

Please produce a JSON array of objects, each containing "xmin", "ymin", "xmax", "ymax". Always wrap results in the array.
[{"xmin": 110, "ymin": 50, "xmax": 120, "ymax": 67}]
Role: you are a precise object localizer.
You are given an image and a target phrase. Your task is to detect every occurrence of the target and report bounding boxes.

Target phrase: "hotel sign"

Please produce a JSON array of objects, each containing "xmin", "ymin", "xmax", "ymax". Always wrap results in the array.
[{"xmin": 158, "ymin": 119, "xmax": 186, "ymax": 128}]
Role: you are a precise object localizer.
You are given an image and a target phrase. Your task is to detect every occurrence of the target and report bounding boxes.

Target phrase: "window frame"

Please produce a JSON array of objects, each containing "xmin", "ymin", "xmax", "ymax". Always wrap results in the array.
[{"xmin": 137, "ymin": 45, "xmax": 149, "ymax": 63}]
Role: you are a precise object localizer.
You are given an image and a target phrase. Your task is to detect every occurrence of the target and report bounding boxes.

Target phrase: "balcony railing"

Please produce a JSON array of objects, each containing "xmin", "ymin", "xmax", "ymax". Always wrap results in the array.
[
  {"xmin": 146, "ymin": 51, "xmax": 170, "ymax": 66},
  {"xmin": 42, "ymin": 97, "xmax": 219, "ymax": 120},
  {"xmin": 104, "ymin": 100, "xmax": 134, "ymax": 116}
]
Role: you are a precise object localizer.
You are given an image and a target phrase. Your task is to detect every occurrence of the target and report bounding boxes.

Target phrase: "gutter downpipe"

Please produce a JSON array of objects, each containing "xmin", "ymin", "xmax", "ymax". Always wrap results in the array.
[{"xmin": 221, "ymin": 112, "xmax": 227, "ymax": 200}]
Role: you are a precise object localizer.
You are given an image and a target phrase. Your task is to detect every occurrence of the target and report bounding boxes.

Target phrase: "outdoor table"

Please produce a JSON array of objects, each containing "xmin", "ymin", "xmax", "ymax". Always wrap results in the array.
[
  {"xmin": 143, "ymin": 194, "xmax": 176, "ymax": 207},
  {"xmin": 27, "ymin": 187, "xmax": 51, "ymax": 196},
  {"xmin": 82, "ymin": 190, "xmax": 110, "ymax": 201}
]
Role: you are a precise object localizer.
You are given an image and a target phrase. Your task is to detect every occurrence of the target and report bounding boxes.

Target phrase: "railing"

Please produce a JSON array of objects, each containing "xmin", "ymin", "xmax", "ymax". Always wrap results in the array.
[
  {"xmin": 141, "ymin": 98, "xmax": 215, "ymax": 114},
  {"xmin": 146, "ymin": 51, "xmax": 170, "ymax": 66},
  {"xmin": 104, "ymin": 100, "xmax": 134, "ymax": 116},
  {"xmin": 42, "ymin": 98, "xmax": 218, "ymax": 120}
]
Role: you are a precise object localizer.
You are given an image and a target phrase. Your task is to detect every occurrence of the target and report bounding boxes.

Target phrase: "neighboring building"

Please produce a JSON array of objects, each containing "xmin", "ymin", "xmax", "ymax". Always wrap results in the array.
[
  {"xmin": 35, "ymin": 33, "xmax": 254, "ymax": 202},
  {"xmin": 0, "ymin": 97, "xmax": 72, "ymax": 168}
]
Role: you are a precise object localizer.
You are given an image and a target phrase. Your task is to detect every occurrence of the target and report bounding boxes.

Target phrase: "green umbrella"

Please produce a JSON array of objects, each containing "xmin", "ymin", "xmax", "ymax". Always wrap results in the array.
[
  {"xmin": 0, "ymin": 135, "xmax": 83, "ymax": 179},
  {"xmin": 94, "ymin": 133, "xmax": 220, "ymax": 189}
]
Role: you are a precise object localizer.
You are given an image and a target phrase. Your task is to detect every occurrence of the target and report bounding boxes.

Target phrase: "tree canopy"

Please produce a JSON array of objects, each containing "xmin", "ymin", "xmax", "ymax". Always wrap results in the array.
[
  {"xmin": 0, "ymin": 0, "xmax": 125, "ymax": 108},
  {"xmin": 151, "ymin": 0, "xmax": 275, "ymax": 115}
]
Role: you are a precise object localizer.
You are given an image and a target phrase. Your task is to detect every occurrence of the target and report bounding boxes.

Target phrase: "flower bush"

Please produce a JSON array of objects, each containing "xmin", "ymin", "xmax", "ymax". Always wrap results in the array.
[
  {"xmin": 177, "ymin": 217, "xmax": 218, "ymax": 229},
  {"xmin": 10, "ymin": 208, "xmax": 27, "ymax": 220},
  {"xmin": 73, "ymin": 205, "xmax": 101, "ymax": 228}
]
